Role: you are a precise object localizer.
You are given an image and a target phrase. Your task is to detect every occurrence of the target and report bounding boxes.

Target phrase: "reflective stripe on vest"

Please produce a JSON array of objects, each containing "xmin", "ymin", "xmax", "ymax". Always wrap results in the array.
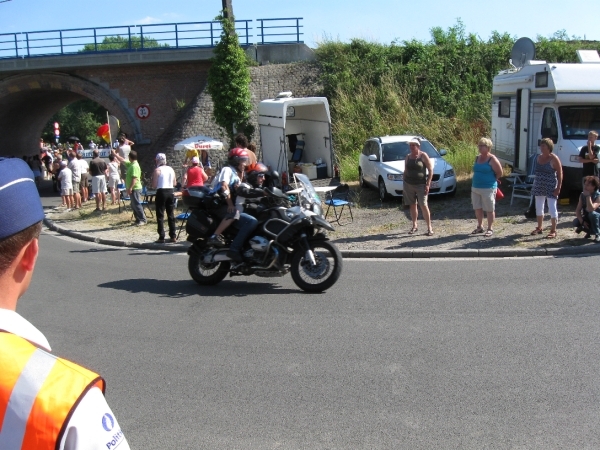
[{"xmin": 0, "ymin": 332, "xmax": 105, "ymax": 450}]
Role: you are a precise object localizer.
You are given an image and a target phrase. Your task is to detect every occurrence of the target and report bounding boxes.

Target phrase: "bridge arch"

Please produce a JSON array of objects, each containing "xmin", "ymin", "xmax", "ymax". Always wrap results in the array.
[{"xmin": 0, "ymin": 72, "xmax": 141, "ymax": 156}]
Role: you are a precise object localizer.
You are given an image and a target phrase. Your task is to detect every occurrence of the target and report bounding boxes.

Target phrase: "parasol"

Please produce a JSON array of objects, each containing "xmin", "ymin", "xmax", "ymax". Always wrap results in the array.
[{"xmin": 174, "ymin": 135, "xmax": 223, "ymax": 152}]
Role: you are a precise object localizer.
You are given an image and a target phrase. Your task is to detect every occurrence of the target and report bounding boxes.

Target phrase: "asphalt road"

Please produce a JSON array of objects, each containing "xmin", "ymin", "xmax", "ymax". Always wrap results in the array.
[{"xmin": 20, "ymin": 230, "xmax": 600, "ymax": 449}]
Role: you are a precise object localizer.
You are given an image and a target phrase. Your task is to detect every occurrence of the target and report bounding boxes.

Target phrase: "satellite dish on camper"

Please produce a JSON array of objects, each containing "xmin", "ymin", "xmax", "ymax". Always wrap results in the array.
[{"xmin": 510, "ymin": 37, "xmax": 536, "ymax": 68}]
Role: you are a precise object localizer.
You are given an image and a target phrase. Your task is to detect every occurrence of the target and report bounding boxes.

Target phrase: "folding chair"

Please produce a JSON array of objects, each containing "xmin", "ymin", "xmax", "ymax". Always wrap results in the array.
[
  {"xmin": 291, "ymin": 138, "xmax": 304, "ymax": 163},
  {"xmin": 117, "ymin": 183, "xmax": 128, "ymax": 213},
  {"xmin": 509, "ymin": 153, "xmax": 538, "ymax": 206},
  {"xmin": 175, "ymin": 209, "xmax": 191, "ymax": 240},
  {"xmin": 138, "ymin": 186, "xmax": 154, "ymax": 219},
  {"xmin": 324, "ymin": 184, "xmax": 354, "ymax": 225}
]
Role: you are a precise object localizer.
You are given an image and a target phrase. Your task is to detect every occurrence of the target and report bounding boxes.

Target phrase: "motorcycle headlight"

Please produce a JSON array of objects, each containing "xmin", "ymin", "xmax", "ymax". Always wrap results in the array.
[
  {"xmin": 444, "ymin": 169, "xmax": 455, "ymax": 178},
  {"xmin": 387, "ymin": 173, "xmax": 403, "ymax": 181},
  {"xmin": 312, "ymin": 203, "xmax": 323, "ymax": 216}
]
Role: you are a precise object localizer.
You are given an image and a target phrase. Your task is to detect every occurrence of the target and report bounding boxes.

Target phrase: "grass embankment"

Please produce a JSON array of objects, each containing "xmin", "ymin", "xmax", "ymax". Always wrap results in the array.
[
  {"xmin": 332, "ymin": 76, "xmax": 484, "ymax": 180},
  {"xmin": 315, "ymin": 26, "xmax": 600, "ymax": 182}
]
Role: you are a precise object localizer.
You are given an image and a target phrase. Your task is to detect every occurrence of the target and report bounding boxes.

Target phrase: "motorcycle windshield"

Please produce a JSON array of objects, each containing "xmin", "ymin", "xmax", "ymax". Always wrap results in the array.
[{"xmin": 294, "ymin": 173, "xmax": 320, "ymax": 204}]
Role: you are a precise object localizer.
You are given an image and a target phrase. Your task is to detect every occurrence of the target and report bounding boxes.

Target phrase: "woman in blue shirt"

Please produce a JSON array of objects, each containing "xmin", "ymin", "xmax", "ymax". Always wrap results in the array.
[{"xmin": 471, "ymin": 138, "xmax": 503, "ymax": 237}]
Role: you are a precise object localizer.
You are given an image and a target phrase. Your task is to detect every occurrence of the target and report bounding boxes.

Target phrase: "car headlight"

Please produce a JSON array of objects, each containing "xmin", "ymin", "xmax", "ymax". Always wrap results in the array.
[
  {"xmin": 387, "ymin": 173, "xmax": 403, "ymax": 181},
  {"xmin": 444, "ymin": 169, "xmax": 455, "ymax": 178}
]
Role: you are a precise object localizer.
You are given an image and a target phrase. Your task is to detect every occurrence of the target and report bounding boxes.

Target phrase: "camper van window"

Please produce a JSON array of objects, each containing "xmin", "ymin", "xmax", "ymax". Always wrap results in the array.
[
  {"xmin": 535, "ymin": 72, "xmax": 548, "ymax": 88},
  {"xmin": 541, "ymin": 108, "xmax": 559, "ymax": 143},
  {"xmin": 498, "ymin": 98, "xmax": 510, "ymax": 118},
  {"xmin": 559, "ymin": 106, "xmax": 600, "ymax": 140}
]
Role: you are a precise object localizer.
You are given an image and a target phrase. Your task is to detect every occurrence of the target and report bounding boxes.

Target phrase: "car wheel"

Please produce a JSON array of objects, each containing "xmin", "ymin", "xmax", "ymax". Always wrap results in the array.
[
  {"xmin": 359, "ymin": 168, "xmax": 367, "ymax": 188},
  {"xmin": 378, "ymin": 177, "xmax": 388, "ymax": 201}
]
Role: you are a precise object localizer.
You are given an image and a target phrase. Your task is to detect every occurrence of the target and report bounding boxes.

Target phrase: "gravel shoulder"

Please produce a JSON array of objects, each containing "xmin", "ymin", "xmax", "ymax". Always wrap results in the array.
[{"xmin": 44, "ymin": 179, "xmax": 594, "ymax": 252}]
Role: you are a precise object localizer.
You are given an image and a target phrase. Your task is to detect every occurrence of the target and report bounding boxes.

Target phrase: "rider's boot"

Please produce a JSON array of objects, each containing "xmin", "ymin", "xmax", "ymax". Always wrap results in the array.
[
  {"xmin": 226, "ymin": 249, "xmax": 243, "ymax": 262},
  {"xmin": 207, "ymin": 234, "xmax": 226, "ymax": 247}
]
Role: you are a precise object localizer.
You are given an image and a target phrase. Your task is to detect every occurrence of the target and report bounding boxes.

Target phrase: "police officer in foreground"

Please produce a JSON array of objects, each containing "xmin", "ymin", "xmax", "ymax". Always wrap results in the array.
[{"xmin": 0, "ymin": 158, "xmax": 130, "ymax": 450}]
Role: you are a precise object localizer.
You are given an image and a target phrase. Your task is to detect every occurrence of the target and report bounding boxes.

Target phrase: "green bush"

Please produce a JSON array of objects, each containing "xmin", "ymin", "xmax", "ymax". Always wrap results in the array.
[{"xmin": 81, "ymin": 35, "xmax": 167, "ymax": 52}]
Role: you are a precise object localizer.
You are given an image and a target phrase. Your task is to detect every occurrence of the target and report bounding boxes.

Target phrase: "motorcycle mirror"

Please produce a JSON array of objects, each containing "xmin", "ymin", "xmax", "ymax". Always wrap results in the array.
[{"xmin": 265, "ymin": 187, "xmax": 286, "ymax": 198}]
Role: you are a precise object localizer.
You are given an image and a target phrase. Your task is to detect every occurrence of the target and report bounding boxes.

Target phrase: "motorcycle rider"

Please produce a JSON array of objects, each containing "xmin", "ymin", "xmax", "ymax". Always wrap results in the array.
[
  {"xmin": 207, "ymin": 148, "xmax": 259, "ymax": 262},
  {"xmin": 235, "ymin": 163, "xmax": 269, "ymax": 217},
  {"xmin": 245, "ymin": 163, "xmax": 269, "ymax": 189}
]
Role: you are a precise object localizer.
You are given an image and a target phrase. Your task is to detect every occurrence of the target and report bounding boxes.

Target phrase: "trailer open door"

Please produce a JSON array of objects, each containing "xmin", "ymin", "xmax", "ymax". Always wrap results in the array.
[{"xmin": 514, "ymin": 88, "xmax": 530, "ymax": 171}]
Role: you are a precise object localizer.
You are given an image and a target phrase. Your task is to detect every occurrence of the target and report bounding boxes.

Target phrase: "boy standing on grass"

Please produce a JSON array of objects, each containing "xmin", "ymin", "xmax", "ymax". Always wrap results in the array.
[{"xmin": 57, "ymin": 160, "xmax": 73, "ymax": 210}]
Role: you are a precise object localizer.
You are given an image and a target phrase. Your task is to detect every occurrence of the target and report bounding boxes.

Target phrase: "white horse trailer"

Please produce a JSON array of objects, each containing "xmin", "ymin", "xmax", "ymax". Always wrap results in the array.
[
  {"xmin": 258, "ymin": 94, "xmax": 334, "ymax": 181},
  {"xmin": 492, "ymin": 40, "xmax": 600, "ymax": 192}
]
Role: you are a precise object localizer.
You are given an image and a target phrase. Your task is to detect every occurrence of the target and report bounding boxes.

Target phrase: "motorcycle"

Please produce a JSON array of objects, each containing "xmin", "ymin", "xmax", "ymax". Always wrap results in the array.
[{"xmin": 184, "ymin": 173, "xmax": 343, "ymax": 292}]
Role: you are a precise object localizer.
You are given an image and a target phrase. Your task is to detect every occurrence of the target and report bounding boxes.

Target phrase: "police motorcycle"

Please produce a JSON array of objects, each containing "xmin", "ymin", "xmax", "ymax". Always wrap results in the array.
[{"xmin": 184, "ymin": 173, "xmax": 342, "ymax": 292}]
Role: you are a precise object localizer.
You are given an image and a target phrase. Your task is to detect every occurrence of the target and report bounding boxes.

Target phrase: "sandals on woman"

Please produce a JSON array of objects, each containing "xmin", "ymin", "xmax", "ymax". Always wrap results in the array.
[
  {"xmin": 484, "ymin": 229, "xmax": 494, "ymax": 237},
  {"xmin": 426, "ymin": 230, "xmax": 434, "ymax": 236},
  {"xmin": 530, "ymin": 227, "xmax": 543, "ymax": 235},
  {"xmin": 547, "ymin": 231, "xmax": 557, "ymax": 239},
  {"xmin": 471, "ymin": 227, "xmax": 484, "ymax": 235},
  {"xmin": 408, "ymin": 227, "xmax": 418, "ymax": 235}
]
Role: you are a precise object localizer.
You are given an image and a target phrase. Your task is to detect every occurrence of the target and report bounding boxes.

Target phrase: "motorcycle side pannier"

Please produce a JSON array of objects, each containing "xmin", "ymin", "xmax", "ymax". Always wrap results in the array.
[{"xmin": 186, "ymin": 210, "xmax": 216, "ymax": 237}]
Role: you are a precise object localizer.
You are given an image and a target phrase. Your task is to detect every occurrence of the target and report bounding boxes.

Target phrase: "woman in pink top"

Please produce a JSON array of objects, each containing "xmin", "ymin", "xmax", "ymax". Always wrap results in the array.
[{"xmin": 183, "ymin": 156, "xmax": 208, "ymax": 189}]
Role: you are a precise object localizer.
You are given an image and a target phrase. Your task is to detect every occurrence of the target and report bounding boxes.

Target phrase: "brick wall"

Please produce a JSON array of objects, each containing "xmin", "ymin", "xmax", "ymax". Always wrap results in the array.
[
  {"xmin": 73, "ymin": 61, "xmax": 211, "ymax": 146},
  {"xmin": 153, "ymin": 61, "xmax": 323, "ymax": 174},
  {"xmin": 0, "ymin": 60, "xmax": 322, "ymax": 173}
]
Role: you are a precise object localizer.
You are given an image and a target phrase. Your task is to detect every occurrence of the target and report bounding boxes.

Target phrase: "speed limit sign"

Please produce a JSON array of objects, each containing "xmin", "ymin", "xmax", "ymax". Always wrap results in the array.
[{"xmin": 136, "ymin": 104, "xmax": 151, "ymax": 119}]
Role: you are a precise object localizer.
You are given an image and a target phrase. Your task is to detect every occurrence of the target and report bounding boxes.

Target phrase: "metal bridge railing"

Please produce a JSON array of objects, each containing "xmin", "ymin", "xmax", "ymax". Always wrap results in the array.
[
  {"xmin": 0, "ymin": 18, "xmax": 303, "ymax": 60},
  {"xmin": 256, "ymin": 18, "xmax": 304, "ymax": 45}
]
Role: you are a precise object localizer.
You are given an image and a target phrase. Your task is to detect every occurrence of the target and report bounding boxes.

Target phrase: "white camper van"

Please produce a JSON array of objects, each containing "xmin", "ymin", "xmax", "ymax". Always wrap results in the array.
[
  {"xmin": 492, "ymin": 38, "xmax": 600, "ymax": 192},
  {"xmin": 257, "ymin": 93, "xmax": 334, "ymax": 182}
]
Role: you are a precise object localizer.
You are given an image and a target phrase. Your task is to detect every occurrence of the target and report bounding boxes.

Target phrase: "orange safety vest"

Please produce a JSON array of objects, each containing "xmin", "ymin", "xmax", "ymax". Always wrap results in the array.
[{"xmin": 0, "ymin": 331, "xmax": 105, "ymax": 450}]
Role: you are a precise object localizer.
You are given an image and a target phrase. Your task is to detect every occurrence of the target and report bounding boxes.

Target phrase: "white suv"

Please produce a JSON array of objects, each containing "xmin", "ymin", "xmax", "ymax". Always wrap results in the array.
[{"xmin": 358, "ymin": 135, "xmax": 457, "ymax": 201}]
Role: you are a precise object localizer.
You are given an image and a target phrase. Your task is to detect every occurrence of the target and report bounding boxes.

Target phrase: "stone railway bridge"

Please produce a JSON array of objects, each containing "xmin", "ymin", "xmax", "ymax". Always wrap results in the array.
[{"xmin": 0, "ymin": 44, "xmax": 321, "ymax": 172}]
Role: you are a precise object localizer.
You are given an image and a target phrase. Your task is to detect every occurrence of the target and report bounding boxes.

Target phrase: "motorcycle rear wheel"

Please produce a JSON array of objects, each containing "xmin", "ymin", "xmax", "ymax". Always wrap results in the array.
[
  {"xmin": 188, "ymin": 253, "xmax": 230, "ymax": 285},
  {"xmin": 291, "ymin": 240, "xmax": 343, "ymax": 293}
]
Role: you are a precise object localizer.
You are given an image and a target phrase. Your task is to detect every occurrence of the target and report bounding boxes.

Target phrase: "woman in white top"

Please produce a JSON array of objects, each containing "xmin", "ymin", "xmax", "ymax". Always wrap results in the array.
[
  {"xmin": 151, "ymin": 153, "xmax": 177, "ymax": 243},
  {"xmin": 107, "ymin": 153, "xmax": 122, "ymax": 205}
]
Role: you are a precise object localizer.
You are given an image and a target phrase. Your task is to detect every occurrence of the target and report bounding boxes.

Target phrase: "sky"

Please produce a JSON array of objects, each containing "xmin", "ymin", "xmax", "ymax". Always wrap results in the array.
[{"xmin": 1, "ymin": 0, "xmax": 599, "ymax": 49}]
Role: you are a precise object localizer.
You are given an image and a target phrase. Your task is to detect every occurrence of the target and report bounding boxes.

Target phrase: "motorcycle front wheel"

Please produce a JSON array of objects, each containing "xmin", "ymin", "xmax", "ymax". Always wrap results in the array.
[
  {"xmin": 188, "ymin": 253, "xmax": 230, "ymax": 285},
  {"xmin": 291, "ymin": 240, "xmax": 343, "ymax": 293}
]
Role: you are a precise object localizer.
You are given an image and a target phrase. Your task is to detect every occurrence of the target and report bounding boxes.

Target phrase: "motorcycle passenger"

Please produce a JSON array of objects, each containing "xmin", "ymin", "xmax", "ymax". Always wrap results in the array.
[{"xmin": 207, "ymin": 148, "xmax": 259, "ymax": 262}]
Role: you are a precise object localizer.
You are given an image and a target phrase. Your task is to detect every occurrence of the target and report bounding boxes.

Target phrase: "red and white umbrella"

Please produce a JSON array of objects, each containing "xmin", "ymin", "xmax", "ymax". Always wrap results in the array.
[{"xmin": 174, "ymin": 135, "xmax": 223, "ymax": 152}]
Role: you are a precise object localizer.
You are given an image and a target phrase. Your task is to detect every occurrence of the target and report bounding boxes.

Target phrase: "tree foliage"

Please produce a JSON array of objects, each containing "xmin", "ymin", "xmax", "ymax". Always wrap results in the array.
[
  {"xmin": 42, "ymin": 100, "xmax": 105, "ymax": 145},
  {"xmin": 206, "ymin": 12, "xmax": 254, "ymax": 146},
  {"xmin": 81, "ymin": 35, "xmax": 167, "ymax": 52},
  {"xmin": 316, "ymin": 22, "xmax": 600, "ymax": 125}
]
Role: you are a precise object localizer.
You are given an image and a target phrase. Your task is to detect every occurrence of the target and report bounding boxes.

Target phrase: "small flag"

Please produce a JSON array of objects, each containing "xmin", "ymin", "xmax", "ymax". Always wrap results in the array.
[
  {"xmin": 96, "ymin": 124, "xmax": 110, "ymax": 143},
  {"xmin": 108, "ymin": 115, "xmax": 120, "ymax": 142}
]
